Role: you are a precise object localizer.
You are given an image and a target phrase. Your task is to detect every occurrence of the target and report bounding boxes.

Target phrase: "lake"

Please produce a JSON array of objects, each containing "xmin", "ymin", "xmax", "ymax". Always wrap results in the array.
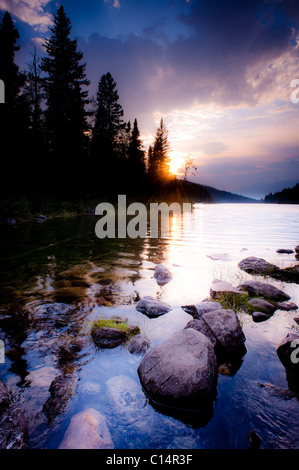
[{"xmin": 0, "ymin": 203, "xmax": 299, "ymax": 449}]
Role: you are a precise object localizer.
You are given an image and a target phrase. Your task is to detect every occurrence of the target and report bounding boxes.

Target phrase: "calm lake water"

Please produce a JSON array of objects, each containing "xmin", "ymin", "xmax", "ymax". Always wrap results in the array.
[{"xmin": 0, "ymin": 203, "xmax": 299, "ymax": 449}]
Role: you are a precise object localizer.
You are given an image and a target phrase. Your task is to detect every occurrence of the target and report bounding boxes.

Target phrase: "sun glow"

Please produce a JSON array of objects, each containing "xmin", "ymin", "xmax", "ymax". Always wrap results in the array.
[{"xmin": 168, "ymin": 154, "xmax": 185, "ymax": 175}]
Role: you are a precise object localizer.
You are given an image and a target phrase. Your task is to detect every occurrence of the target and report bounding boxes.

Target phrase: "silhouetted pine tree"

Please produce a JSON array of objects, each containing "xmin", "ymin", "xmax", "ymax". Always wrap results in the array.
[
  {"xmin": 151, "ymin": 118, "xmax": 170, "ymax": 182},
  {"xmin": 127, "ymin": 118, "xmax": 145, "ymax": 183},
  {"xmin": 0, "ymin": 11, "xmax": 31, "ymax": 196},
  {"xmin": 41, "ymin": 5, "xmax": 90, "ymax": 194},
  {"xmin": 91, "ymin": 72, "xmax": 125, "ymax": 193}
]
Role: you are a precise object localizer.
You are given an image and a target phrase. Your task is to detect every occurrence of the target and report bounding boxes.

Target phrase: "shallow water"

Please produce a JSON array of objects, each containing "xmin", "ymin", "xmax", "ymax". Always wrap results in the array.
[{"xmin": 0, "ymin": 203, "xmax": 299, "ymax": 449}]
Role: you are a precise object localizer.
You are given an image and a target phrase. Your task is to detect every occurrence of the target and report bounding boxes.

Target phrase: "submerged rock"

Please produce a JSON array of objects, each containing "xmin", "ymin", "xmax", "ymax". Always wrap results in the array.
[
  {"xmin": 128, "ymin": 334, "xmax": 151, "ymax": 355},
  {"xmin": 154, "ymin": 264, "xmax": 172, "ymax": 286},
  {"xmin": 258, "ymin": 382, "xmax": 298, "ymax": 400},
  {"xmin": 35, "ymin": 215, "xmax": 47, "ymax": 223},
  {"xmin": 295, "ymin": 245, "xmax": 299, "ymax": 254},
  {"xmin": 239, "ymin": 280, "xmax": 290, "ymax": 302},
  {"xmin": 59, "ymin": 408, "xmax": 114, "ymax": 449},
  {"xmin": 210, "ymin": 280, "xmax": 247, "ymax": 301},
  {"xmin": 247, "ymin": 298, "xmax": 276, "ymax": 315},
  {"xmin": 0, "ymin": 379, "xmax": 11, "ymax": 413},
  {"xmin": 277, "ymin": 249, "xmax": 294, "ymax": 254},
  {"xmin": 0, "ymin": 380, "xmax": 28, "ymax": 449},
  {"xmin": 136, "ymin": 296, "xmax": 172, "ymax": 318},
  {"xmin": 138, "ymin": 328, "xmax": 218, "ymax": 410},
  {"xmin": 43, "ymin": 373, "xmax": 76, "ymax": 424},
  {"xmin": 207, "ymin": 253, "xmax": 231, "ymax": 261},
  {"xmin": 53, "ymin": 286, "xmax": 86, "ymax": 302},
  {"xmin": 181, "ymin": 300, "xmax": 222, "ymax": 319}
]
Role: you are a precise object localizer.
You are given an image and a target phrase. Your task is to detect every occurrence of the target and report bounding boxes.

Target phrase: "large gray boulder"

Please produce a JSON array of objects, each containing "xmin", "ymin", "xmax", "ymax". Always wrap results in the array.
[
  {"xmin": 181, "ymin": 300, "xmax": 222, "ymax": 319},
  {"xmin": 138, "ymin": 328, "xmax": 218, "ymax": 410},
  {"xmin": 154, "ymin": 264, "xmax": 172, "ymax": 286},
  {"xmin": 238, "ymin": 280, "xmax": 290, "ymax": 302},
  {"xmin": 210, "ymin": 279, "xmax": 247, "ymax": 301},
  {"xmin": 184, "ymin": 318, "xmax": 219, "ymax": 352},
  {"xmin": 59, "ymin": 408, "xmax": 114, "ymax": 449},
  {"xmin": 202, "ymin": 309, "xmax": 246, "ymax": 358},
  {"xmin": 136, "ymin": 296, "xmax": 172, "ymax": 318}
]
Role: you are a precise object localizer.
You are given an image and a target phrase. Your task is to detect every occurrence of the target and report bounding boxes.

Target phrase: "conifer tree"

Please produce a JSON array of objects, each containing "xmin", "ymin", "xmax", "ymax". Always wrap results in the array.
[
  {"xmin": 151, "ymin": 118, "xmax": 170, "ymax": 181},
  {"xmin": 127, "ymin": 118, "xmax": 145, "ymax": 180},
  {"xmin": 91, "ymin": 72, "xmax": 125, "ymax": 188},
  {"xmin": 41, "ymin": 5, "xmax": 90, "ymax": 191},
  {"xmin": 0, "ymin": 12, "xmax": 30, "ymax": 195}
]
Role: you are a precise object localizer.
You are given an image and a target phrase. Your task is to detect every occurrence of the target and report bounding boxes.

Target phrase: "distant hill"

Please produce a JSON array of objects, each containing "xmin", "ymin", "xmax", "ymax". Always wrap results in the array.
[
  {"xmin": 264, "ymin": 183, "xmax": 299, "ymax": 204},
  {"xmin": 139, "ymin": 179, "xmax": 257, "ymax": 204},
  {"xmin": 202, "ymin": 185, "xmax": 259, "ymax": 203}
]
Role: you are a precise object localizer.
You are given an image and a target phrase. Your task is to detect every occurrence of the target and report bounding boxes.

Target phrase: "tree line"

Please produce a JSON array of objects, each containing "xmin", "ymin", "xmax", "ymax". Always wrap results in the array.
[{"xmin": 0, "ymin": 6, "xmax": 173, "ymax": 205}]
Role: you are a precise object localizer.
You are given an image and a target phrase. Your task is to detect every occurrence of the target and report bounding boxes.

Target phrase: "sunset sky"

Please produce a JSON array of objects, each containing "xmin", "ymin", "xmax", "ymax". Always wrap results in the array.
[{"xmin": 1, "ymin": 0, "xmax": 299, "ymax": 198}]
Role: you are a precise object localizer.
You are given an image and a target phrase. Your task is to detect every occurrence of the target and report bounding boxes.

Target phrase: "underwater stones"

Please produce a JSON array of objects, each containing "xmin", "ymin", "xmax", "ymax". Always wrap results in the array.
[
  {"xmin": 53, "ymin": 286, "xmax": 86, "ymax": 302},
  {"xmin": 154, "ymin": 264, "xmax": 172, "ymax": 286},
  {"xmin": 277, "ymin": 249, "xmax": 294, "ymax": 254},
  {"xmin": 138, "ymin": 328, "xmax": 218, "ymax": 410},
  {"xmin": 207, "ymin": 253, "xmax": 231, "ymax": 261},
  {"xmin": 59, "ymin": 408, "xmax": 114, "ymax": 449},
  {"xmin": 43, "ymin": 373, "xmax": 76, "ymax": 424},
  {"xmin": 128, "ymin": 334, "xmax": 151, "ymax": 355},
  {"xmin": 0, "ymin": 380, "xmax": 11, "ymax": 413},
  {"xmin": 238, "ymin": 280, "xmax": 290, "ymax": 302},
  {"xmin": 136, "ymin": 296, "xmax": 172, "ymax": 318},
  {"xmin": 210, "ymin": 280, "xmax": 247, "ymax": 301},
  {"xmin": 0, "ymin": 380, "xmax": 28, "ymax": 449},
  {"xmin": 35, "ymin": 215, "xmax": 47, "ymax": 223}
]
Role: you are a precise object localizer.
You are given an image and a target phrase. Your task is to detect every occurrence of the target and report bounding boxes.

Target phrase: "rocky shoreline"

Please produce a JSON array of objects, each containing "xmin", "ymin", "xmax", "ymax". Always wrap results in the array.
[{"xmin": 0, "ymin": 247, "xmax": 298, "ymax": 449}]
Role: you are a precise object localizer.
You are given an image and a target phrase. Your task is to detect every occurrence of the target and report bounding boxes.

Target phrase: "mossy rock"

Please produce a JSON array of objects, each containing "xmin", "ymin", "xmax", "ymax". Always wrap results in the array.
[{"xmin": 91, "ymin": 317, "xmax": 140, "ymax": 349}]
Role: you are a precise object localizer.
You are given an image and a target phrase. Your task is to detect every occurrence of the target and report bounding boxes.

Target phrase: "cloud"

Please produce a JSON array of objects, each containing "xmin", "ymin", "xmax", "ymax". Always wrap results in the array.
[
  {"xmin": 198, "ymin": 142, "xmax": 228, "ymax": 155},
  {"xmin": 104, "ymin": 0, "xmax": 120, "ymax": 8},
  {"xmin": 0, "ymin": 0, "xmax": 53, "ymax": 31}
]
